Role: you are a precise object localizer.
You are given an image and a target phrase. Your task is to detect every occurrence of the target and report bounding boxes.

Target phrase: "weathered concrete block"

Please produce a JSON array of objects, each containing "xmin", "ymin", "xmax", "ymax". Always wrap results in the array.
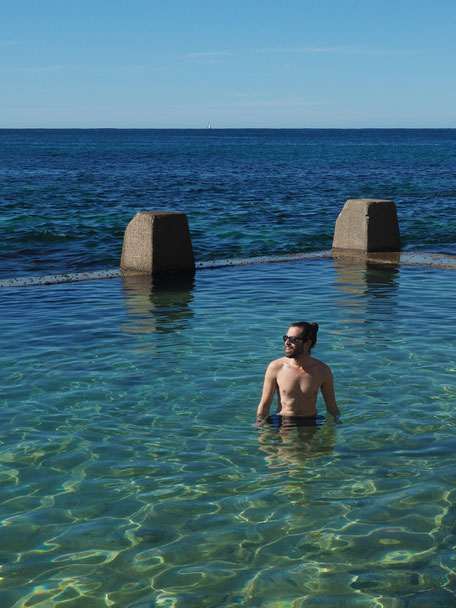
[
  {"xmin": 332, "ymin": 199, "xmax": 400, "ymax": 253},
  {"xmin": 121, "ymin": 211, "xmax": 195, "ymax": 274}
]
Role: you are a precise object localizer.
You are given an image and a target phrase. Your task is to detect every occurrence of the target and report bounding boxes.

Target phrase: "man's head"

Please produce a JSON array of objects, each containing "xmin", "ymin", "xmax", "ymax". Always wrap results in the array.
[{"xmin": 283, "ymin": 321, "xmax": 319, "ymax": 358}]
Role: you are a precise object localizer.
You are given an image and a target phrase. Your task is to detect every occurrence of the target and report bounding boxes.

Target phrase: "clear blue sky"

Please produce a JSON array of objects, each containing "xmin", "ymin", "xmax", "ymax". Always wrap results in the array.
[{"xmin": 2, "ymin": 0, "xmax": 455, "ymax": 128}]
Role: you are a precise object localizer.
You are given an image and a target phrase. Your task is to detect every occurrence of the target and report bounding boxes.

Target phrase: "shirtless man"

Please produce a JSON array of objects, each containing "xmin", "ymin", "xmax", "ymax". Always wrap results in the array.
[{"xmin": 256, "ymin": 321, "xmax": 340, "ymax": 423}]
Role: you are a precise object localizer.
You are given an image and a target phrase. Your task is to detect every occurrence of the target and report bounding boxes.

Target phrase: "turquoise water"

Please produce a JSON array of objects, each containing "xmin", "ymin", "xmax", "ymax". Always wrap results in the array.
[{"xmin": 1, "ymin": 258, "xmax": 456, "ymax": 607}]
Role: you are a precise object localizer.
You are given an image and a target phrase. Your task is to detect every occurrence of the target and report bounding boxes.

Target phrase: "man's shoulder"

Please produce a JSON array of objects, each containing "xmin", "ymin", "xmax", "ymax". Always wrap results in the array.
[
  {"xmin": 267, "ymin": 357, "xmax": 287, "ymax": 371},
  {"xmin": 309, "ymin": 357, "xmax": 332, "ymax": 373}
]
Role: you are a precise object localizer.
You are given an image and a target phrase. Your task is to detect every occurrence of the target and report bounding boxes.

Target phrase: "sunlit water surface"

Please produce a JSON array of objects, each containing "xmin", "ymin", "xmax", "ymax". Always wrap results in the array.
[{"xmin": 1, "ymin": 258, "xmax": 456, "ymax": 607}]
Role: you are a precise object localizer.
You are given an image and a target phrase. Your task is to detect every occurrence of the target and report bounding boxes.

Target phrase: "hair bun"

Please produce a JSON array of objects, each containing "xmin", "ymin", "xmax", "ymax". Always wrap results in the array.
[{"xmin": 308, "ymin": 323, "xmax": 318, "ymax": 348}]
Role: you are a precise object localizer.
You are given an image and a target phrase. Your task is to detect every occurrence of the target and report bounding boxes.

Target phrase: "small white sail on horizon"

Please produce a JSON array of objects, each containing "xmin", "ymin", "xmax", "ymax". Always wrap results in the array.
[{"xmin": 207, "ymin": 122, "xmax": 212, "ymax": 129}]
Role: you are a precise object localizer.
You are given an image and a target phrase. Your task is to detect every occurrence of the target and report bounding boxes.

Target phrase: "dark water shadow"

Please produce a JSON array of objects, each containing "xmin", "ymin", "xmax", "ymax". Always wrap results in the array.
[
  {"xmin": 333, "ymin": 256, "xmax": 400, "ymax": 299},
  {"xmin": 121, "ymin": 271, "xmax": 195, "ymax": 337},
  {"xmin": 257, "ymin": 416, "xmax": 337, "ymax": 473},
  {"xmin": 332, "ymin": 256, "xmax": 400, "ymax": 341}
]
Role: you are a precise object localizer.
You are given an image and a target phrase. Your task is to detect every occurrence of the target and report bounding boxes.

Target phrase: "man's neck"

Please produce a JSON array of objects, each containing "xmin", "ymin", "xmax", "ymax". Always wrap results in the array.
[{"xmin": 288, "ymin": 352, "xmax": 311, "ymax": 367}]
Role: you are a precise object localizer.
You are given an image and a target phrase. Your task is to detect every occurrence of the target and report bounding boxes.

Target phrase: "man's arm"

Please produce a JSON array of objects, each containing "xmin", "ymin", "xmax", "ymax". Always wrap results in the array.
[
  {"xmin": 321, "ymin": 365, "xmax": 340, "ymax": 418},
  {"xmin": 256, "ymin": 361, "xmax": 279, "ymax": 421}
]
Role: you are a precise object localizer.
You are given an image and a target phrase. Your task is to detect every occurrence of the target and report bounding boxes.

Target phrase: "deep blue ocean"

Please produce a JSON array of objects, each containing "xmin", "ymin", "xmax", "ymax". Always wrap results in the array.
[{"xmin": 1, "ymin": 128, "xmax": 455, "ymax": 280}]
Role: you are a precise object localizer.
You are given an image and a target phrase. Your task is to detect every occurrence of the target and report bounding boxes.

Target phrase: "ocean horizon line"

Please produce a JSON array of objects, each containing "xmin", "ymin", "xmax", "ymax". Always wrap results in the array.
[{"xmin": 1, "ymin": 126, "xmax": 456, "ymax": 131}]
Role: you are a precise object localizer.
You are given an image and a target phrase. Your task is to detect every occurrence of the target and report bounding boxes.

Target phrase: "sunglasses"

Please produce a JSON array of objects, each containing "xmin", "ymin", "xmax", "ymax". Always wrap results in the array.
[{"xmin": 282, "ymin": 335, "xmax": 305, "ymax": 344}]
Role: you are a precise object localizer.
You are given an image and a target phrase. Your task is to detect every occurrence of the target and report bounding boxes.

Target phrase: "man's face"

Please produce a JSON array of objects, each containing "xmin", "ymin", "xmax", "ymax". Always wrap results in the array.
[{"xmin": 284, "ymin": 326, "xmax": 307, "ymax": 358}]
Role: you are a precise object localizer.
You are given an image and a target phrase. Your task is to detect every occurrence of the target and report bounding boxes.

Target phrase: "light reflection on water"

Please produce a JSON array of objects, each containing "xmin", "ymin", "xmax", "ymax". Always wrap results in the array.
[{"xmin": 1, "ymin": 258, "xmax": 456, "ymax": 607}]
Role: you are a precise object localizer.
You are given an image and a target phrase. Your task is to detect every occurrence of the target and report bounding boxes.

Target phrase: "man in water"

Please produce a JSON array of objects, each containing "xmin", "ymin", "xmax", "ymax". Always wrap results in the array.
[{"xmin": 256, "ymin": 322, "xmax": 340, "ymax": 424}]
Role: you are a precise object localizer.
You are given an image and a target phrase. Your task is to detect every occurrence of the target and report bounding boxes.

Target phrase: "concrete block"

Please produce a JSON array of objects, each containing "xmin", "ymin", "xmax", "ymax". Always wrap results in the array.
[
  {"xmin": 121, "ymin": 211, "xmax": 195, "ymax": 274},
  {"xmin": 332, "ymin": 199, "xmax": 400, "ymax": 253}
]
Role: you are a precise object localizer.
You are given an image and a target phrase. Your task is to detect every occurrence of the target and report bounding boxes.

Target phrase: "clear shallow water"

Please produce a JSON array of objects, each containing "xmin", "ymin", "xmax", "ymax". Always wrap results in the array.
[
  {"xmin": 1, "ymin": 128, "xmax": 456, "ymax": 280},
  {"xmin": 1, "ymin": 258, "xmax": 456, "ymax": 607}
]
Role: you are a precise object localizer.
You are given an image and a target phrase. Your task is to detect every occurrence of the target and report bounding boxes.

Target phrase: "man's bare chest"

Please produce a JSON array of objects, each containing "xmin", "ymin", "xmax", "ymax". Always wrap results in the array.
[{"xmin": 277, "ymin": 366, "xmax": 321, "ymax": 395}]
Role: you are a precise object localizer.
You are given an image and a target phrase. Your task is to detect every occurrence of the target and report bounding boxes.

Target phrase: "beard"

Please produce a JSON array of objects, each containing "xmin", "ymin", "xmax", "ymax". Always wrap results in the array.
[{"xmin": 285, "ymin": 343, "xmax": 303, "ymax": 358}]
